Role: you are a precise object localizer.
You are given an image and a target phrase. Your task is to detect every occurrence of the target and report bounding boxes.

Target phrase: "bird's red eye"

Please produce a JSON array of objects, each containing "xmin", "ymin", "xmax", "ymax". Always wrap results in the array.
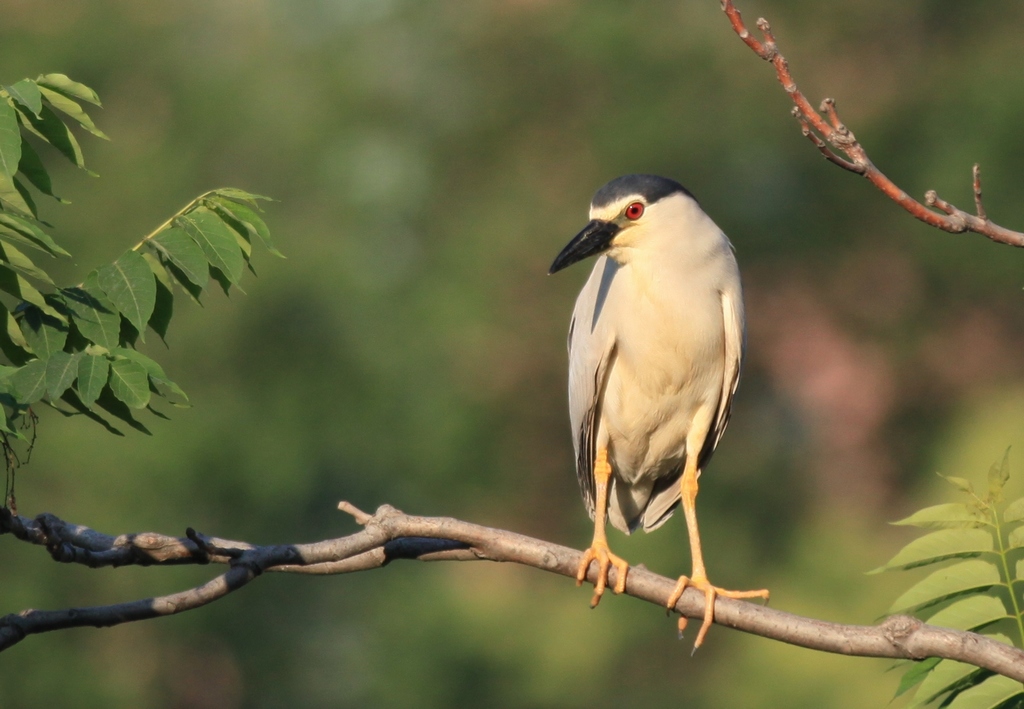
[{"xmin": 625, "ymin": 202, "xmax": 644, "ymax": 220}]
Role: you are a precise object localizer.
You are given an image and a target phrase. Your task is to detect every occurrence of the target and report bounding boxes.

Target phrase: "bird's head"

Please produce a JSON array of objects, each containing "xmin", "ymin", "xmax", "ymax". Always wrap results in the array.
[{"xmin": 549, "ymin": 174, "xmax": 696, "ymax": 274}]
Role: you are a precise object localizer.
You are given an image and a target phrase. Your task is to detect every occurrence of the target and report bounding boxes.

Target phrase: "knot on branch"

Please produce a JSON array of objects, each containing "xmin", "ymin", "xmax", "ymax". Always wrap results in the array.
[
  {"xmin": 366, "ymin": 504, "xmax": 404, "ymax": 534},
  {"xmin": 882, "ymin": 614, "xmax": 924, "ymax": 655},
  {"xmin": 755, "ymin": 19, "xmax": 778, "ymax": 60}
]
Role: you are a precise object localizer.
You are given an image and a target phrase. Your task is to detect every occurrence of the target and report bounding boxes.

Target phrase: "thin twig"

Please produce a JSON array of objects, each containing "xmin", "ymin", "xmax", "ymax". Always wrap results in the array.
[
  {"xmin": 2, "ymin": 504, "xmax": 1024, "ymax": 683},
  {"xmin": 721, "ymin": 0, "xmax": 1024, "ymax": 248},
  {"xmin": 973, "ymin": 164, "xmax": 987, "ymax": 220}
]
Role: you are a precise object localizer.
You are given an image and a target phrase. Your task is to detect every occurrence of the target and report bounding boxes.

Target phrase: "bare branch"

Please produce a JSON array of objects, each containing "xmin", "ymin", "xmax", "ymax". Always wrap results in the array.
[
  {"xmin": 3, "ymin": 504, "xmax": 1024, "ymax": 682},
  {"xmin": 721, "ymin": 0, "xmax": 1024, "ymax": 248},
  {"xmin": 973, "ymin": 163, "xmax": 987, "ymax": 220}
]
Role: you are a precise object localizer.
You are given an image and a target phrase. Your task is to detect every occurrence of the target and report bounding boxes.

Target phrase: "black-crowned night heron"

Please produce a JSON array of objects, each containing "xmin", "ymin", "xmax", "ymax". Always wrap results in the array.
[{"xmin": 549, "ymin": 174, "xmax": 768, "ymax": 648}]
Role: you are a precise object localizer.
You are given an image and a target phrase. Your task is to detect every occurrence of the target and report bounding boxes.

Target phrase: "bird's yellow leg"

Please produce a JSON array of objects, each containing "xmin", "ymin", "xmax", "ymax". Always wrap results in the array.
[
  {"xmin": 576, "ymin": 446, "xmax": 629, "ymax": 607},
  {"xmin": 666, "ymin": 459, "xmax": 769, "ymax": 648}
]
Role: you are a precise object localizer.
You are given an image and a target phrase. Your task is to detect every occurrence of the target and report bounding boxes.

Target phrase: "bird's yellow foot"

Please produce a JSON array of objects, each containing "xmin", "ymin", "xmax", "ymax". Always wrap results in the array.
[
  {"xmin": 576, "ymin": 540, "xmax": 629, "ymax": 608},
  {"xmin": 666, "ymin": 575, "xmax": 769, "ymax": 648}
]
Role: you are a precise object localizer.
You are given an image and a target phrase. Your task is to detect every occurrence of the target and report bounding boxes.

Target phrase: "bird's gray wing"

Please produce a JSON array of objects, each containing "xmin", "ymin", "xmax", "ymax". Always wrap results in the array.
[
  {"xmin": 698, "ymin": 286, "xmax": 745, "ymax": 469},
  {"xmin": 567, "ymin": 257, "xmax": 618, "ymax": 520}
]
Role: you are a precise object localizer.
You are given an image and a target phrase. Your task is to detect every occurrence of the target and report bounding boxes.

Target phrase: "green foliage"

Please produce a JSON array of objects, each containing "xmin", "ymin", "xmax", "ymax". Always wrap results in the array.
[
  {"xmin": 880, "ymin": 451, "xmax": 1024, "ymax": 708},
  {"xmin": 0, "ymin": 74, "xmax": 279, "ymax": 442}
]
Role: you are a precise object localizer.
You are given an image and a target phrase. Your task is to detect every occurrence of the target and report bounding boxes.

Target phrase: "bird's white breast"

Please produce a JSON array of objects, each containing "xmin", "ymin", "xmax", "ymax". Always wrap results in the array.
[{"xmin": 586, "ymin": 206, "xmax": 740, "ymax": 486}]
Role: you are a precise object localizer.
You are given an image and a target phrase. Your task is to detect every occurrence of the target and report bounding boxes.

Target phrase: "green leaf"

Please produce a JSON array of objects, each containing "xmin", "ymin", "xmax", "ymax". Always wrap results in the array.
[
  {"xmin": 944, "ymin": 674, "xmax": 1024, "ymax": 709},
  {"xmin": 11, "ymin": 359, "xmax": 47, "ymax": 403},
  {"xmin": 63, "ymin": 280, "xmax": 121, "ymax": 351},
  {"xmin": 19, "ymin": 307, "xmax": 68, "ymax": 359},
  {"xmin": 0, "ymin": 98, "xmax": 25, "ymax": 211},
  {"xmin": 910, "ymin": 659, "xmax": 981, "ymax": 708},
  {"xmin": 76, "ymin": 354, "xmax": 108, "ymax": 407},
  {"xmin": 5, "ymin": 80, "xmax": 42, "ymax": 117},
  {"xmin": 177, "ymin": 207, "xmax": 244, "ymax": 283},
  {"xmin": 893, "ymin": 503, "xmax": 989, "ymax": 529},
  {"xmin": 0, "ymin": 241, "xmax": 54, "ymax": 285},
  {"xmin": 112, "ymin": 347, "xmax": 187, "ymax": 402},
  {"xmin": 988, "ymin": 449, "xmax": 1011, "ymax": 501},
  {"xmin": 107, "ymin": 358, "xmax": 150, "ymax": 409},
  {"xmin": 0, "ymin": 212, "xmax": 70, "ymax": 257},
  {"xmin": 896, "ymin": 657, "xmax": 942, "ymax": 698},
  {"xmin": 151, "ymin": 227, "xmax": 209, "ymax": 288},
  {"xmin": 97, "ymin": 250, "xmax": 156, "ymax": 340},
  {"xmin": 163, "ymin": 260, "xmax": 203, "ymax": 304},
  {"xmin": 0, "ymin": 265, "xmax": 61, "ymax": 320},
  {"xmin": 16, "ymin": 103, "xmax": 85, "ymax": 170},
  {"xmin": 45, "ymin": 350, "xmax": 81, "ymax": 400},
  {"xmin": 888, "ymin": 559, "xmax": 1002, "ymax": 613},
  {"xmin": 1007, "ymin": 525, "xmax": 1024, "ymax": 550},
  {"xmin": 926, "ymin": 595, "xmax": 1010, "ymax": 631},
  {"xmin": 939, "ymin": 474, "xmax": 975, "ymax": 494},
  {"xmin": 36, "ymin": 74, "xmax": 101, "ymax": 106},
  {"xmin": 211, "ymin": 187, "xmax": 271, "ymax": 205},
  {"xmin": 95, "ymin": 386, "xmax": 150, "ymax": 434},
  {"xmin": 16, "ymin": 140, "xmax": 61, "ymax": 201},
  {"xmin": 1004, "ymin": 497, "xmax": 1024, "ymax": 523},
  {"xmin": 0, "ymin": 310, "xmax": 32, "ymax": 365},
  {"xmin": 210, "ymin": 197, "xmax": 283, "ymax": 258},
  {"xmin": 142, "ymin": 255, "xmax": 174, "ymax": 341},
  {"xmin": 37, "ymin": 86, "xmax": 107, "ymax": 139},
  {"xmin": 870, "ymin": 529, "xmax": 995, "ymax": 573},
  {"xmin": 14, "ymin": 176, "xmax": 38, "ymax": 218}
]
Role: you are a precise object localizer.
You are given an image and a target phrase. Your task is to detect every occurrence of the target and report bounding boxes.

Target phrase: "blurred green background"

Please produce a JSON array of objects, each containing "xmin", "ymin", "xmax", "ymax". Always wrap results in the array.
[{"xmin": 3, "ymin": 1, "xmax": 1024, "ymax": 707}]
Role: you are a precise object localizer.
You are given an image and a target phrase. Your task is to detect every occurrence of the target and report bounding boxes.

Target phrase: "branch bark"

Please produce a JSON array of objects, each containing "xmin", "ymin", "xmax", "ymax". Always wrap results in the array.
[
  {"xmin": 3, "ymin": 504, "xmax": 1024, "ymax": 683},
  {"xmin": 722, "ymin": 0, "xmax": 1024, "ymax": 248}
]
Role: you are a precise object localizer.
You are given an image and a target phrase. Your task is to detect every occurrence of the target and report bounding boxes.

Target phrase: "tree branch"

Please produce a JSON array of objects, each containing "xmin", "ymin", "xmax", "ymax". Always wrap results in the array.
[
  {"xmin": 722, "ymin": 0, "xmax": 1024, "ymax": 248},
  {"xmin": 3, "ymin": 505, "xmax": 1023, "ymax": 682}
]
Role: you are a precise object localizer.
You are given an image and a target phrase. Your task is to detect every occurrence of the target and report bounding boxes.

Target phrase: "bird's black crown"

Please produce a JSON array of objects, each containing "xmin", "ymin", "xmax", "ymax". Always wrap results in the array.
[{"xmin": 591, "ymin": 174, "xmax": 695, "ymax": 209}]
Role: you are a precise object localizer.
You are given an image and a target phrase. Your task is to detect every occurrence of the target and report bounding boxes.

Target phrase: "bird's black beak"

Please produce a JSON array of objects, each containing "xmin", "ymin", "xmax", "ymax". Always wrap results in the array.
[{"xmin": 548, "ymin": 220, "xmax": 621, "ymax": 275}]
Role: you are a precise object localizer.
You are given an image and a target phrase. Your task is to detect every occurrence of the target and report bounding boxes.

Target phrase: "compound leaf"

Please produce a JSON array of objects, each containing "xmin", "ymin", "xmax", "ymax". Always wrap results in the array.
[
  {"xmin": 11, "ymin": 358, "xmax": 47, "ymax": 403},
  {"xmin": 107, "ymin": 357, "xmax": 149, "ymax": 409},
  {"xmin": 888, "ymin": 559, "xmax": 1001, "ymax": 614},
  {"xmin": 45, "ymin": 350, "xmax": 81, "ymax": 399},
  {"xmin": 177, "ymin": 207, "xmax": 243, "ymax": 284},
  {"xmin": 5, "ymin": 79, "xmax": 42, "ymax": 117},
  {"xmin": 893, "ymin": 504, "xmax": 989, "ymax": 529},
  {"xmin": 63, "ymin": 280, "xmax": 121, "ymax": 350},
  {"xmin": 36, "ymin": 74, "xmax": 101, "ymax": 106},
  {"xmin": 151, "ymin": 226, "xmax": 208, "ymax": 288},
  {"xmin": 76, "ymin": 353, "xmax": 108, "ymax": 407},
  {"xmin": 870, "ymin": 529, "xmax": 995, "ymax": 573},
  {"xmin": 944, "ymin": 673, "xmax": 1024, "ymax": 709},
  {"xmin": 97, "ymin": 250, "xmax": 156, "ymax": 340},
  {"xmin": 926, "ymin": 595, "xmax": 1010, "ymax": 632},
  {"xmin": 19, "ymin": 306, "xmax": 67, "ymax": 359}
]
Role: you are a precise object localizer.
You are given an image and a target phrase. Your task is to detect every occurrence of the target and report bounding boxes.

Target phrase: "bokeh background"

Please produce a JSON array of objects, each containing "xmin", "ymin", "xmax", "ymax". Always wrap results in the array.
[{"xmin": 2, "ymin": 1, "xmax": 1024, "ymax": 707}]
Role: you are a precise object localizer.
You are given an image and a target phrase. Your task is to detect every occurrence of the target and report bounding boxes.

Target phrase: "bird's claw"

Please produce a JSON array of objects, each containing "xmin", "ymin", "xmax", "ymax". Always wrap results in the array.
[
  {"xmin": 576, "ymin": 541, "xmax": 629, "ymax": 607},
  {"xmin": 667, "ymin": 574, "xmax": 769, "ymax": 649}
]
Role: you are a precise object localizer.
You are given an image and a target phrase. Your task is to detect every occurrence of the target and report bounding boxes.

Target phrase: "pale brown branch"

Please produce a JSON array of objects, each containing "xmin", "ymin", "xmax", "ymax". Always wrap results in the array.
[
  {"xmin": 721, "ymin": 0, "xmax": 1024, "ymax": 248},
  {"xmin": 3, "ymin": 504, "xmax": 1024, "ymax": 683}
]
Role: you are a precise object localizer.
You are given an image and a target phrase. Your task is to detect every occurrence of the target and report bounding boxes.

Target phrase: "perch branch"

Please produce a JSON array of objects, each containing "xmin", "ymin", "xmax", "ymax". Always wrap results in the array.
[
  {"xmin": 722, "ymin": 0, "xmax": 1024, "ymax": 247},
  {"xmin": 3, "ymin": 504, "xmax": 1024, "ymax": 683}
]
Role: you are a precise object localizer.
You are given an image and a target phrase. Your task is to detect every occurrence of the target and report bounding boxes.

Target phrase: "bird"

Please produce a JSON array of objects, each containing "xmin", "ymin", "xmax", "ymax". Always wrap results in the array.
[{"xmin": 549, "ymin": 174, "xmax": 768, "ymax": 648}]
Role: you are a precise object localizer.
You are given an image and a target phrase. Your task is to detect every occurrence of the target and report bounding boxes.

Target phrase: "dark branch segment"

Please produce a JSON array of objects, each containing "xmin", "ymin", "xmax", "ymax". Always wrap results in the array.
[
  {"xmin": 3, "ymin": 503, "xmax": 1024, "ymax": 683},
  {"xmin": 722, "ymin": 0, "xmax": 1024, "ymax": 248}
]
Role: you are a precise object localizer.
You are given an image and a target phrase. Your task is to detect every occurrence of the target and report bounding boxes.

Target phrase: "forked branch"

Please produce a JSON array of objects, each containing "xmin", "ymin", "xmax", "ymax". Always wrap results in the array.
[
  {"xmin": 2, "ymin": 504, "xmax": 1023, "ymax": 682},
  {"xmin": 722, "ymin": 0, "xmax": 1024, "ymax": 247}
]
